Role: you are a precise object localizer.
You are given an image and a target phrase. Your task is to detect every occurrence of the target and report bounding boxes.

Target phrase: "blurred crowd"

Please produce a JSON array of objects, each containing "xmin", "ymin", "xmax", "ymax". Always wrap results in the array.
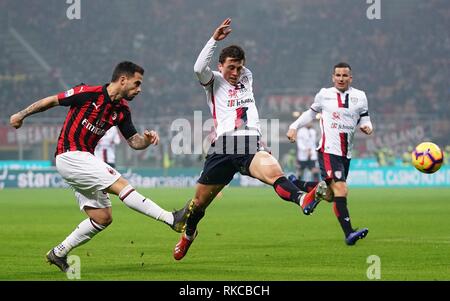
[{"xmin": 0, "ymin": 0, "xmax": 448, "ymax": 164}]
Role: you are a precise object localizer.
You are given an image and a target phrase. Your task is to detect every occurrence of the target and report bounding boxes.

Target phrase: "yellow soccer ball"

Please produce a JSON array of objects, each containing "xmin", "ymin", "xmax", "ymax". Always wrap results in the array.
[{"xmin": 411, "ymin": 142, "xmax": 444, "ymax": 173}]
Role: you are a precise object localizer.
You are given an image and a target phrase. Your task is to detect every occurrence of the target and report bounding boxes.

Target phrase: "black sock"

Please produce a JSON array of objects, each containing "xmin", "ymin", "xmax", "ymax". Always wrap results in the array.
[
  {"xmin": 185, "ymin": 207, "xmax": 205, "ymax": 236},
  {"xmin": 273, "ymin": 176, "xmax": 303, "ymax": 205},
  {"xmin": 333, "ymin": 197, "xmax": 353, "ymax": 237},
  {"xmin": 292, "ymin": 180, "xmax": 318, "ymax": 192}
]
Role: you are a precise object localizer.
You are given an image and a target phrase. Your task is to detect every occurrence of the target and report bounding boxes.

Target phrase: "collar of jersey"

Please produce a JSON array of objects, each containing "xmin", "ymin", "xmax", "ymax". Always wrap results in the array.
[
  {"xmin": 102, "ymin": 84, "xmax": 123, "ymax": 107},
  {"xmin": 333, "ymin": 86, "xmax": 353, "ymax": 94}
]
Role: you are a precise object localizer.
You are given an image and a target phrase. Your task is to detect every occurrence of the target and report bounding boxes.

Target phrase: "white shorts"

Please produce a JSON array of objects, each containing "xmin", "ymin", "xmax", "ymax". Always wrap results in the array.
[
  {"xmin": 74, "ymin": 190, "xmax": 112, "ymax": 211},
  {"xmin": 56, "ymin": 151, "xmax": 121, "ymax": 210}
]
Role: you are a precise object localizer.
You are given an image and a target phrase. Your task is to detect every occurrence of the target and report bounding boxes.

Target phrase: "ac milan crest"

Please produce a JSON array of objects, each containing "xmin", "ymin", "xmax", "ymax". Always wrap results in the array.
[
  {"xmin": 64, "ymin": 88, "xmax": 74, "ymax": 97},
  {"xmin": 107, "ymin": 167, "xmax": 116, "ymax": 175}
]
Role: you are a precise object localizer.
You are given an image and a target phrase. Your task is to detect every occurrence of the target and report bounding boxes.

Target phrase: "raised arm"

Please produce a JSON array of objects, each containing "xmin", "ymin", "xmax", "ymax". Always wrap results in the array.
[
  {"xmin": 194, "ymin": 18, "xmax": 232, "ymax": 85},
  {"xmin": 10, "ymin": 95, "xmax": 59, "ymax": 129}
]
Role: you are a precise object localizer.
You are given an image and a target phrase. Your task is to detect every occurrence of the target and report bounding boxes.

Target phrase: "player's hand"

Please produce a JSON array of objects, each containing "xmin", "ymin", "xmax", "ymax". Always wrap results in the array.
[
  {"xmin": 144, "ymin": 130, "xmax": 159, "ymax": 146},
  {"xmin": 286, "ymin": 128, "xmax": 297, "ymax": 143},
  {"xmin": 360, "ymin": 125, "xmax": 373, "ymax": 135},
  {"xmin": 213, "ymin": 18, "xmax": 232, "ymax": 41},
  {"xmin": 10, "ymin": 113, "xmax": 23, "ymax": 129}
]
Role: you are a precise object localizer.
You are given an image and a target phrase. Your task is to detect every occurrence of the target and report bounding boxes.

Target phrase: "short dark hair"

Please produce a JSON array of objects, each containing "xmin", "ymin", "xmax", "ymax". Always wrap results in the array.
[
  {"xmin": 333, "ymin": 62, "xmax": 352, "ymax": 73},
  {"xmin": 219, "ymin": 45, "xmax": 246, "ymax": 64},
  {"xmin": 111, "ymin": 61, "xmax": 144, "ymax": 82}
]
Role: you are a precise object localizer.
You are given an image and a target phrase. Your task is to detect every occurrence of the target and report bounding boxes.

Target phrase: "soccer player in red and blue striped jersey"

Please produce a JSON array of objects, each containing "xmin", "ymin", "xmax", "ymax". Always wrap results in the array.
[{"xmin": 287, "ymin": 62, "xmax": 373, "ymax": 245}]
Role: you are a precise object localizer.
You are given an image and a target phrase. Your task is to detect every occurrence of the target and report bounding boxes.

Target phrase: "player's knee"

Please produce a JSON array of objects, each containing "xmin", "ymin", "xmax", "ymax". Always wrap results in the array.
[
  {"xmin": 331, "ymin": 181, "xmax": 348, "ymax": 197},
  {"xmin": 108, "ymin": 177, "xmax": 130, "ymax": 196},
  {"xmin": 103, "ymin": 216, "xmax": 113, "ymax": 226},
  {"xmin": 191, "ymin": 196, "xmax": 208, "ymax": 210},
  {"xmin": 269, "ymin": 173, "xmax": 285, "ymax": 185},
  {"xmin": 92, "ymin": 215, "xmax": 113, "ymax": 227},
  {"xmin": 332, "ymin": 182, "xmax": 348, "ymax": 196}
]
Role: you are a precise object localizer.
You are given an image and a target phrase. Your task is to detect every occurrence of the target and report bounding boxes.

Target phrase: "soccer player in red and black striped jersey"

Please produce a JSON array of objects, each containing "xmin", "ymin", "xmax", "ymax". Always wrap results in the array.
[
  {"xmin": 287, "ymin": 62, "xmax": 374, "ymax": 246},
  {"xmin": 10, "ymin": 61, "xmax": 189, "ymax": 272}
]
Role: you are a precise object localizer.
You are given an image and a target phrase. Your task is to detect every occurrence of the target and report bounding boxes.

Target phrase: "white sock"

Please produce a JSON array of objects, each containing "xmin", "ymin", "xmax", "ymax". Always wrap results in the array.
[
  {"xmin": 53, "ymin": 218, "xmax": 106, "ymax": 257},
  {"xmin": 119, "ymin": 185, "xmax": 173, "ymax": 225}
]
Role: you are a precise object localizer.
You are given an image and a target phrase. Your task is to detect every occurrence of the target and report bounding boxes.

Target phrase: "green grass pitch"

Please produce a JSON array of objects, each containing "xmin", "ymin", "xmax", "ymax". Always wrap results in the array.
[{"xmin": 0, "ymin": 187, "xmax": 449, "ymax": 280}]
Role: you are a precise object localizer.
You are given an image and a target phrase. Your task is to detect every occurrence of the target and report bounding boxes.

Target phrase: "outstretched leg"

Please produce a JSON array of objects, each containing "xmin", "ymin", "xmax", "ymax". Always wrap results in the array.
[
  {"xmin": 249, "ymin": 151, "xmax": 304, "ymax": 205},
  {"xmin": 249, "ymin": 151, "xmax": 327, "ymax": 214},
  {"xmin": 107, "ymin": 177, "xmax": 188, "ymax": 232},
  {"xmin": 47, "ymin": 205, "xmax": 111, "ymax": 272},
  {"xmin": 174, "ymin": 183, "xmax": 225, "ymax": 260},
  {"xmin": 289, "ymin": 175, "xmax": 319, "ymax": 193}
]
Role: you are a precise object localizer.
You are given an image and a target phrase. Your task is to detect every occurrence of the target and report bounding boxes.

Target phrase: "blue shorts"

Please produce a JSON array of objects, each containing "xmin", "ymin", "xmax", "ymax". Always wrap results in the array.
[
  {"xmin": 318, "ymin": 151, "xmax": 351, "ymax": 182},
  {"xmin": 198, "ymin": 135, "xmax": 263, "ymax": 185}
]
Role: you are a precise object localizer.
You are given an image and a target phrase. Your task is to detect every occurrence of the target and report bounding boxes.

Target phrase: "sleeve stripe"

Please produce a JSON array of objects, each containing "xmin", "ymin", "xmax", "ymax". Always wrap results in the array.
[
  {"xmin": 360, "ymin": 111, "xmax": 369, "ymax": 117},
  {"xmin": 200, "ymin": 75, "xmax": 214, "ymax": 86}
]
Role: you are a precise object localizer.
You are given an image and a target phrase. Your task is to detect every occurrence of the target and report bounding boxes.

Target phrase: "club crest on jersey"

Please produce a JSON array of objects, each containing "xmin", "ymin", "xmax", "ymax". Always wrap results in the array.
[
  {"xmin": 332, "ymin": 112, "xmax": 341, "ymax": 120},
  {"xmin": 107, "ymin": 167, "xmax": 116, "ymax": 175},
  {"xmin": 112, "ymin": 112, "xmax": 117, "ymax": 121},
  {"xmin": 64, "ymin": 88, "xmax": 74, "ymax": 97},
  {"xmin": 351, "ymin": 97, "xmax": 358, "ymax": 104}
]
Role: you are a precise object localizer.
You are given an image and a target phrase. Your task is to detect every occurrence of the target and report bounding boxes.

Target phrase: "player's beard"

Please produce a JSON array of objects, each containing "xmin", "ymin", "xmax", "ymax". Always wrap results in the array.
[{"xmin": 124, "ymin": 93, "xmax": 137, "ymax": 101}]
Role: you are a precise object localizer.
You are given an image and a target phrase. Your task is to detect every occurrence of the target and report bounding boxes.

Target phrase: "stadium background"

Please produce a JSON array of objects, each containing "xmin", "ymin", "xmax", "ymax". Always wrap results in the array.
[{"xmin": 0, "ymin": 0, "xmax": 449, "ymax": 281}]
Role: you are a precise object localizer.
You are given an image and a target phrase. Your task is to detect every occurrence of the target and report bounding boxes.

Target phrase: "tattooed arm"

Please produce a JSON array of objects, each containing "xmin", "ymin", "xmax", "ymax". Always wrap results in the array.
[
  {"xmin": 10, "ymin": 95, "xmax": 59, "ymax": 129},
  {"xmin": 127, "ymin": 130, "xmax": 160, "ymax": 150}
]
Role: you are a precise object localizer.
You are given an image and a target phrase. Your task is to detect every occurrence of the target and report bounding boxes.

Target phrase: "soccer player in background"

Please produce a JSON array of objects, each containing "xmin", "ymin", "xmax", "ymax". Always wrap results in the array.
[
  {"xmin": 294, "ymin": 122, "xmax": 320, "ymax": 182},
  {"xmin": 287, "ymin": 62, "xmax": 373, "ymax": 245},
  {"xmin": 172, "ymin": 18, "xmax": 327, "ymax": 260},
  {"xmin": 9, "ymin": 61, "xmax": 189, "ymax": 272},
  {"xmin": 95, "ymin": 126, "xmax": 121, "ymax": 168}
]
